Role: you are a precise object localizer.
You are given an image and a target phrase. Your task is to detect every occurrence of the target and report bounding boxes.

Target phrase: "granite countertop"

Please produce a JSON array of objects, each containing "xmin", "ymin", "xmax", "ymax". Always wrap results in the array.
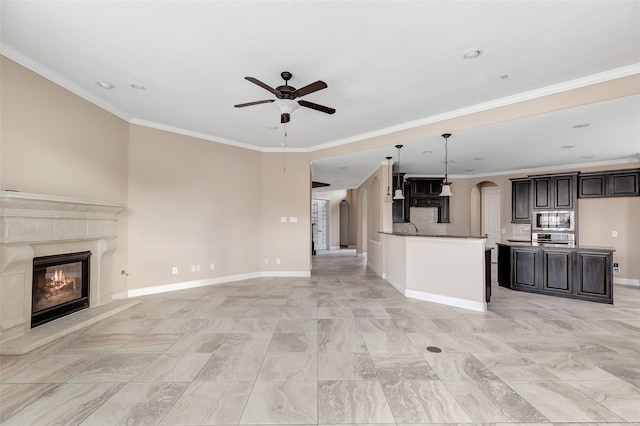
[
  {"xmin": 497, "ymin": 241, "xmax": 616, "ymax": 252},
  {"xmin": 379, "ymin": 232, "xmax": 487, "ymax": 239}
]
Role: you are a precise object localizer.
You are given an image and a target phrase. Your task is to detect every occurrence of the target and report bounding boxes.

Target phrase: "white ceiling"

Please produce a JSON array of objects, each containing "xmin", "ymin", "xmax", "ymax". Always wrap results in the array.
[{"xmin": 2, "ymin": 1, "xmax": 639, "ymax": 190}]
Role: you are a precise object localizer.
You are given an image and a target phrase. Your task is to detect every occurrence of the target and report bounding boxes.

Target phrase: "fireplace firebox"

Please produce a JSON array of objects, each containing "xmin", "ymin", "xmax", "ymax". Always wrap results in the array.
[{"xmin": 31, "ymin": 251, "xmax": 91, "ymax": 328}]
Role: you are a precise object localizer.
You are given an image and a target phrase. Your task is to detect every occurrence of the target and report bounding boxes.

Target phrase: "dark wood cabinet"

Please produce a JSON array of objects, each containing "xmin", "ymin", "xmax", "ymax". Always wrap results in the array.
[
  {"xmin": 438, "ymin": 196, "xmax": 450, "ymax": 224},
  {"xmin": 610, "ymin": 170, "xmax": 639, "ymax": 196},
  {"xmin": 392, "ymin": 174, "xmax": 409, "ymax": 223},
  {"xmin": 497, "ymin": 243, "xmax": 613, "ymax": 304},
  {"xmin": 497, "ymin": 244, "xmax": 512, "ymax": 288},
  {"xmin": 542, "ymin": 249, "xmax": 572, "ymax": 295},
  {"xmin": 578, "ymin": 168, "xmax": 639, "ymax": 198},
  {"xmin": 395, "ymin": 177, "xmax": 450, "ymax": 224},
  {"xmin": 512, "ymin": 247, "xmax": 539, "ymax": 291},
  {"xmin": 510, "ymin": 178, "xmax": 531, "ymax": 223},
  {"xmin": 531, "ymin": 173, "xmax": 577, "ymax": 210},
  {"xmin": 575, "ymin": 250, "xmax": 612, "ymax": 301},
  {"xmin": 532, "ymin": 177, "xmax": 552, "ymax": 209},
  {"xmin": 411, "ymin": 180, "xmax": 441, "ymax": 197}
]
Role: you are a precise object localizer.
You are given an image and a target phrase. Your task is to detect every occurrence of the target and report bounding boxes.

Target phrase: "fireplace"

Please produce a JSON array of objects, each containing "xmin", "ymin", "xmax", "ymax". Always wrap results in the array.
[{"xmin": 31, "ymin": 251, "xmax": 91, "ymax": 328}]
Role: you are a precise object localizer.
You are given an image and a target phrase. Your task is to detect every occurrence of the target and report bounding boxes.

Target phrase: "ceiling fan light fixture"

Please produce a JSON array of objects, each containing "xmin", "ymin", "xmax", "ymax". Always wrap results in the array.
[{"xmin": 273, "ymin": 99, "xmax": 300, "ymax": 115}]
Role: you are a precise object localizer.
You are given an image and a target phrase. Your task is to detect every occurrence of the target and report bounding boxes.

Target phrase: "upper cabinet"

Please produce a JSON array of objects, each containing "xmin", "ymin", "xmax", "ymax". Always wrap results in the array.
[
  {"xmin": 531, "ymin": 173, "xmax": 577, "ymax": 210},
  {"xmin": 393, "ymin": 177, "xmax": 450, "ymax": 224},
  {"xmin": 578, "ymin": 168, "xmax": 640, "ymax": 198},
  {"xmin": 510, "ymin": 178, "xmax": 531, "ymax": 223}
]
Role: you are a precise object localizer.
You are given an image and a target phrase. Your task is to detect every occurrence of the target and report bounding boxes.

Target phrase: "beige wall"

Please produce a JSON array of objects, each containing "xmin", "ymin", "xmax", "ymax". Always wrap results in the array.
[
  {"xmin": 356, "ymin": 165, "xmax": 393, "ymax": 272},
  {"xmin": 1, "ymin": 56, "xmax": 312, "ymax": 301},
  {"xmin": 259, "ymin": 152, "xmax": 311, "ymax": 273},
  {"xmin": 0, "ymin": 57, "xmax": 130, "ymax": 294},
  {"xmin": 127, "ymin": 125, "xmax": 263, "ymax": 289}
]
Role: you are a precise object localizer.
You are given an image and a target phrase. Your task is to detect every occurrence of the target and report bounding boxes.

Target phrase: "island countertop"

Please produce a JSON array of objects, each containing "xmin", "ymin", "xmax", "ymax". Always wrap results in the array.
[
  {"xmin": 496, "ymin": 241, "xmax": 615, "ymax": 252},
  {"xmin": 379, "ymin": 232, "xmax": 487, "ymax": 239}
]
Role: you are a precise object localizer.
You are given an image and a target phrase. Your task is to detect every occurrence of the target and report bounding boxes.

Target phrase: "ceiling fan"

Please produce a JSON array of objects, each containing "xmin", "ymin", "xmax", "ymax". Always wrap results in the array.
[{"xmin": 234, "ymin": 71, "xmax": 336, "ymax": 123}]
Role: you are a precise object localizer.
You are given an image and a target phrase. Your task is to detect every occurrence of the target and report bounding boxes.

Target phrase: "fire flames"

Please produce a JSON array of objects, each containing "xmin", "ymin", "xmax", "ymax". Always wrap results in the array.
[{"xmin": 47, "ymin": 268, "xmax": 76, "ymax": 292}]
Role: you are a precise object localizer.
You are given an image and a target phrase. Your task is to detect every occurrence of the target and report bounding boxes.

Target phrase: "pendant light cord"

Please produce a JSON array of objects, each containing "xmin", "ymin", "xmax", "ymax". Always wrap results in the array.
[
  {"xmin": 282, "ymin": 123, "xmax": 287, "ymax": 173},
  {"xmin": 444, "ymin": 136, "xmax": 448, "ymax": 183}
]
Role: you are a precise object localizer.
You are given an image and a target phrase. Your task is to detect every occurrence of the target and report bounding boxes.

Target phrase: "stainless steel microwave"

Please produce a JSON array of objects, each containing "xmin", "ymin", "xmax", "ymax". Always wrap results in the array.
[{"xmin": 532, "ymin": 210, "xmax": 575, "ymax": 232}]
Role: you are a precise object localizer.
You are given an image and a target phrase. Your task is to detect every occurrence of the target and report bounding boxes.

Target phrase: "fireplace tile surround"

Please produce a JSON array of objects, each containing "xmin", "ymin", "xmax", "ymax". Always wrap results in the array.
[{"xmin": 0, "ymin": 191, "xmax": 126, "ymax": 346}]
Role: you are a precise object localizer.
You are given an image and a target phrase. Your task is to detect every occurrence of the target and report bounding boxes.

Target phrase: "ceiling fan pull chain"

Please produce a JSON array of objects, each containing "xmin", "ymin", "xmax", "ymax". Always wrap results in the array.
[{"xmin": 282, "ymin": 124, "xmax": 287, "ymax": 173}]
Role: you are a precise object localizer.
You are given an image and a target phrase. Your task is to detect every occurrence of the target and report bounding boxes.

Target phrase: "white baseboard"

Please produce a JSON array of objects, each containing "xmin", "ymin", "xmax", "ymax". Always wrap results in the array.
[
  {"xmin": 367, "ymin": 262, "xmax": 382, "ymax": 277},
  {"xmin": 614, "ymin": 277, "xmax": 640, "ymax": 286},
  {"xmin": 117, "ymin": 270, "xmax": 310, "ymax": 298},
  {"xmin": 405, "ymin": 289, "xmax": 487, "ymax": 312}
]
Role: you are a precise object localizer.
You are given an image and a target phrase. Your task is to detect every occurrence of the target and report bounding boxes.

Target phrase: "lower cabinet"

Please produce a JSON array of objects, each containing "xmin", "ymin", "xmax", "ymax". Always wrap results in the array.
[
  {"xmin": 497, "ymin": 244, "xmax": 613, "ymax": 304},
  {"xmin": 542, "ymin": 249, "xmax": 572, "ymax": 295},
  {"xmin": 575, "ymin": 250, "xmax": 612, "ymax": 301},
  {"xmin": 512, "ymin": 248, "xmax": 539, "ymax": 291}
]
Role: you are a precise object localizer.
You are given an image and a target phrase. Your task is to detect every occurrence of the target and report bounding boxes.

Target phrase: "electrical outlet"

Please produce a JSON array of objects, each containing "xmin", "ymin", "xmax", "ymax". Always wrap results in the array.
[
  {"xmin": 196, "ymin": 265, "xmax": 200, "ymax": 271},
  {"xmin": 191, "ymin": 265, "xmax": 196, "ymax": 272},
  {"xmin": 290, "ymin": 217, "xmax": 298, "ymax": 223},
  {"xmin": 611, "ymin": 231, "xmax": 618, "ymax": 237},
  {"xmin": 210, "ymin": 263, "xmax": 215, "ymax": 270},
  {"xmin": 265, "ymin": 258, "xmax": 269, "ymax": 264},
  {"xmin": 280, "ymin": 216, "xmax": 287, "ymax": 223},
  {"xmin": 276, "ymin": 258, "xmax": 281, "ymax": 265},
  {"xmin": 172, "ymin": 267, "xmax": 178, "ymax": 275},
  {"xmin": 613, "ymin": 262, "xmax": 620, "ymax": 274}
]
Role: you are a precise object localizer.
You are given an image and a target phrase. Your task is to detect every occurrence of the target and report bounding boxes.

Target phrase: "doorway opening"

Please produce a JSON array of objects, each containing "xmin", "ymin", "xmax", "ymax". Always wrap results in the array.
[{"xmin": 312, "ymin": 199, "xmax": 329, "ymax": 251}]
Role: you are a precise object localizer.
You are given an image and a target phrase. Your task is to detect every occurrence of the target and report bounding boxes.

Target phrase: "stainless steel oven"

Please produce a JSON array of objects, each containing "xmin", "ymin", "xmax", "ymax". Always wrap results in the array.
[
  {"xmin": 532, "ymin": 210, "xmax": 575, "ymax": 232},
  {"xmin": 532, "ymin": 232, "xmax": 576, "ymax": 247}
]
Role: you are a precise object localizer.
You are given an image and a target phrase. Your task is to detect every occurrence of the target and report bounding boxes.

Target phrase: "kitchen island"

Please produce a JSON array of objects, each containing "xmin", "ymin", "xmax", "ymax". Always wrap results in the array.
[
  {"xmin": 380, "ymin": 232, "xmax": 488, "ymax": 312},
  {"xmin": 497, "ymin": 242, "xmax": 615, "ymax": 304}
]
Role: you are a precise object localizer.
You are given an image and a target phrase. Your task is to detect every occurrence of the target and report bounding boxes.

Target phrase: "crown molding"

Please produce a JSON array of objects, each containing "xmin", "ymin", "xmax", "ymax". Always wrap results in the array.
[
  {"xmin": 308, "ymin": 64, "xmax": 640, "ymax": 152},
  {"xmin": 1, "ymin": 44, "xmax": 132, "ymax": 123}
]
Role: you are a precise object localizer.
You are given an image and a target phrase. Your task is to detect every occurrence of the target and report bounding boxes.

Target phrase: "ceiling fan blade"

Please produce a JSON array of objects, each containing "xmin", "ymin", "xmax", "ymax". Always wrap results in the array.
[
  {"xmin": 298, "ymin": 100, "xmax": 336, "ymax": 115},
  {"xmin": 245, "ymin": 77, "xmax": 280, "ymax": 96},
  {"xmin": 294, "ymin": 80, "xmax": 327, "ymax": 97},
  {"xmin": 281, "ymin": 113, "xmax": 291, "ymax": 124},
  {"xmin": 234, "ymin": 99, "xmax": 275, "ymax": 108}
]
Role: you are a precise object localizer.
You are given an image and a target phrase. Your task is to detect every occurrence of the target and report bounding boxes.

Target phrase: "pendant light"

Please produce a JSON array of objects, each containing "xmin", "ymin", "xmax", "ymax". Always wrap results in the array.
[
  {"xmin": 439, "ymin": 133, "xmax": 453, "ymax": 197},
  {"xmin": 385, "ymin": 156, "xmax": 393, "ymax": 203},
  {"xmin": 393, "ymin": 145, "xmax": 405, "ymax": 200}
]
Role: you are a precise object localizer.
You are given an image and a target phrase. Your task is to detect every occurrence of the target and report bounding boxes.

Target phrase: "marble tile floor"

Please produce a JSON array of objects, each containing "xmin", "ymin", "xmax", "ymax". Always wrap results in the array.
[{"xmin": 2, "ymin": 249, "xmax": 640, "ymax": 425}]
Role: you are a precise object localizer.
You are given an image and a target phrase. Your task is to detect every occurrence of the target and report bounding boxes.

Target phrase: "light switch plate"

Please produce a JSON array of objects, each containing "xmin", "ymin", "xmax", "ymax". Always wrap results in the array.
[
  {"xmin": 280, "ymin": 216, "xmax": 287, "ymax": 223},
  {"xmin": 290, "ymin": 217, "xmax": 298, "ymax": 223}
]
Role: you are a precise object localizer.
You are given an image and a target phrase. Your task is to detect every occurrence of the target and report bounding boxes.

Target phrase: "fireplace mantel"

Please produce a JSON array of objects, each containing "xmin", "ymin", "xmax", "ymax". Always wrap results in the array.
[{"xmin": 1, "ymin": 191, "xmax": 125, "ymax": 342}]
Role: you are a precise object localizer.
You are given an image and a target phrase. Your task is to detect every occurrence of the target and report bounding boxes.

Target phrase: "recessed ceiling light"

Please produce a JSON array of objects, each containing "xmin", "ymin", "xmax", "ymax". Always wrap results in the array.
[
  {"xmin": 573, "ymin": 123, "xmax": 589, "ymax": 128},
  {"xmin": 474, "ymin": 157, "xmax": 485, "ymax": 161},
  {"xmin": 268, "ymin": 126, "xmax": 278, "ymax": 130},
  {"xmin": 95, "ymin": 81, "xmax": 114, "ymax": 89},
  {"xmin": 499, "ymin": 73, "xmax": 509, "ymax": 80},
  {"xmin": 130, "ymin": 83, "xmax": 146, "ymax": 90},
  {"xmin": 339, "ymin": 166, "xmax": 348, "ymax": 170},
  {"xmin": 443, "ymin": 160, "xmax": 455, "ymax": 164},
  {"xmin": 561, "ymin": 145, "xmax": 576, "ymax": 149},
  {"xmin": 582, "ymin": 155, "xmax": 594, "ymax": 159},
  {"xmin": 465, "ymin": 169, "xmax": 475, "ymax": 172},
  {"xmin": 463, "ymin": 49, "xmax": 483, "ymax": 60},
  {"xmin": 422, "ymin": 150, "xmax": 432, "ymax": 154}
]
